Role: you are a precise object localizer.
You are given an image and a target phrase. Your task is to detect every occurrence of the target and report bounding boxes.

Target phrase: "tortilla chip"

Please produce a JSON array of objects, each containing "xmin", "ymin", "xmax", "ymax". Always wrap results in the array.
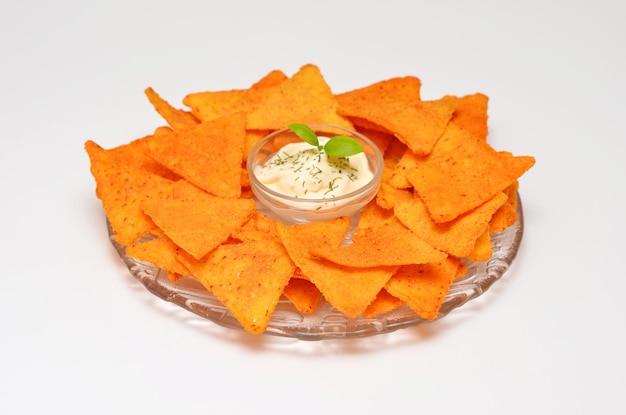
[
  {"xmin": 249, "ymin": 69, "xmax": 289, "ymax": 90},
  {"xmin": 337, "ymin": 76, "xmax": 422, "ymax": 103},
  {"xmin": 357, "ymin": 200, "xmax": 395, "ymax": 230},
  {"xmin": 394, "ymin": 192, "xmax": 508, "ymax": 258},
  {"xmin": 147, "ymin": 112, "xmax": 247, "ymax": 198},
  {"xmin": 310, "ymin": 217, "xmax": 446, "ymax": 267},
  {"xmin": 182, "ymin": 70, "xmax": 288, "ymax": 123},
  {"xmin": 243, "ymin": 129, "xmax": 272, "ymax": 161},
  {"xmin": 232, "ymin": 211, "xmax": 281, "ymax": 244},
  {"xmin": 490, "ymin": 182, "xmax": 520, "ymax": 233},
  {"xmin": 376, "ymin": 183, "xmax": 413, "ymax": 210},
  {"xmin": 363, "ymin": 289, "xmax": 404, "ymax": 318},
  {"xmin": 104, "ymin": 134, "xmax": 180, "ymax": 180},
  {"xmin": 385, "ymin": 149, "xmax": 426, "ymax": 189},
  {"xmin": 144, "ymin": 87, "xmax": 199, "ymax": 129},
  {"xmin": 407, "ymin": 124, "xmax": 535, "ymax": 222},
  {"xmin": 283, "ymin": 277, "xmax": 321, "ymax": 314},
  {"xmin": 246, "ymin": 64, "xmax": 353, "ymax": 130},
  {"xmin": 277, "ymin": 218, "xmax": 396, "ymax": 317},
  {"xmin": 385, "ymin": 256, "xmax": 462, "ymax": 320},
  {"xmin": 85, "ymin": 140, "xmax": 176, "ymax": 246},
  {"xmin": 465, "ymin": 227, "xmax": 493, "ymax": 262},
  {"xmin": 384, "ymin": 136, "xmax": 409, "ymax": 161},
  {"xmin": 337, "ymin": 94, "xmax": 455, "ymax": 155},
  {"xmin": 182, "ymin": 239, "xmax": 295, "ymax": 334},
  {"xmin": 142, "ymin": 185, "xmax": 256, "ymax": 259},
  {"xmin": 125, "ymin": 236, "xmax": 190, "ymax": 281},
  {"xmin": 353, "ymin": 127, "xmax": 395, "ymax": 156},
  {"xmin": 444, "ymin": 93, "xmax": 489, "ymax": 140}
]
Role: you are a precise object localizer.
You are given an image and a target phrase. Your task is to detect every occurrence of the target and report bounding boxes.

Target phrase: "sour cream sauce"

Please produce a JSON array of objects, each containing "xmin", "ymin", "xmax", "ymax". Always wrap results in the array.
[{"xmin": 254, "ymin": 137, "xmax": 374, "ymax": 204}]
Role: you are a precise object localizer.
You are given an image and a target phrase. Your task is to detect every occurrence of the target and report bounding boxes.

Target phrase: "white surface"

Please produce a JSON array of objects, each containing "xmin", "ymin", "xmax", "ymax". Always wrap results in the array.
[{"xmin": 2, "ymin": 1, "xmax": 624, "ymax": 414}]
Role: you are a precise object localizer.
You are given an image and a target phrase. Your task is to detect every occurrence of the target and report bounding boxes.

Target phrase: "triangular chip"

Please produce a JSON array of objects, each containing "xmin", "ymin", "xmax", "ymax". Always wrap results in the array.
[
  {"xmin": 85, "ymin": 140, "xmax": 176, "ymax": 246},
  {"xmin": 182, "ymin": 70, "xmax": 288, "ymax": 123},
  {"xmin": 490, "ymin": 181, "xmax": 520, "ymax": 233},
  {"xmin": 336, "ymin": 76, "xmax": 422, "ymax": 104},
  {"xmin": 375, "ymin": 182, "xmax": 413, "ymax": 210},
  {"xmin": 125, "ymin": 236, "xmax": 190, "ymax": 281},
  {"xmin": 394, "ymin": 192, "xmax": 507, "ymax": 258},
  {"xmin": 310, "ymin": 217, "xmax": 446, "ymax": 267},
  {"xmin": 363, "ymin": 289, "xmax": 404, "ymax": 318},
  {"xmin": 142, "ymin": 184, "xmax": 256, "ymax": 259},
  {"xmin": 465, "ymin": 227, "xmax": 493, "ymax": 262},
  {"xmin": 181, "ymin": 239, "xmax": 295, "ymax": 334},
  {"xmin": 385, "ymin": 256, "xmax": 462, "ymax": 320},
  {"xmin": 283, "ymin": 277, "xmax": 321, "ymax": 314},
  {"xmin": 406, "ymin": 123, "xmax": 535, "ymax": 222},
  {"xmin": 147, "ymin": 112, "xmax": 246, "ymax": 198},
  {"xmin": 443, "ymin": 93, "xmax": 489, "ymax": 140},
  {"xmin": 277, "ymin": 218, "xmax": 397, "ymax": 317},
  {"xmin": 246, "ymin": 64, "xmax": 353, "ymax": 130},
  {"xmin": 337, "ymin": 92, "xmax": 455, "ymax": 155},
  {"xmin": 144, "ymin": 87, "xmax": 199, "ymax": 129},
  {"xmin": 385, "ymin": 149, "xmax": 427, "ymax": 190}
]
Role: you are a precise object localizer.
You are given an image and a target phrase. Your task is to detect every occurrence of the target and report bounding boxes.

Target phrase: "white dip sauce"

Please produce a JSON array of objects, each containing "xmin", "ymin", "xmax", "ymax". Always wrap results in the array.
[{"xmin": 254, "ymin": 137, "xmax": 373, "ymax": 205}]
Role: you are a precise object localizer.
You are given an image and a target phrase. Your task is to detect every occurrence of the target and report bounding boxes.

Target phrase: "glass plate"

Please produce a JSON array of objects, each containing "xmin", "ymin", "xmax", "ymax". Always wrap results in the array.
[{"xmin": 108, "ymin": 194, "xmax": 524, "ymax": 341}]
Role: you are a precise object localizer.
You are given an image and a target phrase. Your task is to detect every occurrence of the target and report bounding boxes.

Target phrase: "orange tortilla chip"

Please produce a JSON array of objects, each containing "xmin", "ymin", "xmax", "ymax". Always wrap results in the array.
[
  {"xmin": 443, "ymin": 93, "xmax": 489, "ymax": 140},
  {"xmin": 337, "ymin": 92, "xmax": 455, "ymax": 155},
  {"xmin": 182, "ymin": 89, "xmax": 245, "ymax": 123},
  {"xmin": 249, "ymin": 69, "xmax": 289, "ymax": 90},
  {"xmin": 353, "ymin": 127, "xmax": 395, "ymax": 156},
  {"xmin": 336, "ymin": 76, "xmax": 422, "ymax": 103},
  {"xmin": 246, "ymin": 64, "xmax": 353, "ymax": 130},
  {"xmin": 125, "ymin": 236, "xmax": 190, "ymax": 280},
  {"xmin": 182, "ymin": 239, "xmax": 295, "ymax": 334},
  {"xmin": 104, "ymin": 134, "xmax": 180, "ymax": 180},
  {"xmin": 383, "ymin": 136, "xmax": 409, "ymax": 161},
  {"xmin": 142, "ymin": 185, "xmax": 256, "ymax": 259},
  {"xmin": 147, "ymin": 112, "xmax": 246, "ymax": 198},
  {"xmin": 490, "ymin": 182, "xmax": 520, "ymax": 233},
  {"xmin": 385, "ymin": 256, "xmax": 462, "ymax": 320},
  {"xmin": 407, "ymin": 124, "xmax": 535, "ymax": 222},
  {"xmin": 465, "ymin": 227, "xmax": 493, "ymax": 262},
  {"xmin": 357, "ymin": 200, "xmax": 395, "ymax": 230},
  {"xmin": 232, "ymin": 211, "xmax": 281, "ymax": 244},
  {"xmin": 310, "ymin": 218, "xmax": 446, "ymax": 267},
  {"xmin": 376, "ymin": 183, "xmax": 413, "ymax": 210},
  {"xmin": 182, "ymin": 70, "xmax": 288, "ymax": 123},
  {"xmin": 385, "ymin": 149, "xmax": 426, "ymax": 190},
  {"xmin": 283, "ymin": 277, "xmax": 321, "ymax": 314},
  {"xmin": 394, "ymin": 192, "xmax": 508, "ymax": 258},
  {"xmin": 277, "ymin": 218, "xmax": 396, "ymax": 317},
  {"xmin": 85, "ymin": 140, "xmax": 176, "ymax": 246},
  {"xmin": 363, "ymin": 289, "xmax": 404, "ymax": 318},
  {"xmin": 144, "ymin": 87, "xmax": 199, "ymax": 129},
  {"xmin": 243, "ymin": 129, "xmax": 272, "ymax": 161}
]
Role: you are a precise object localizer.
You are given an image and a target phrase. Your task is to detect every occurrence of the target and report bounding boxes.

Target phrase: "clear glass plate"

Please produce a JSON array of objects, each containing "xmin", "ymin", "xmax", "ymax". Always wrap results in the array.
[{"xmin": 108, "ymin": 194, "xmax": 524, "ymax": 341}]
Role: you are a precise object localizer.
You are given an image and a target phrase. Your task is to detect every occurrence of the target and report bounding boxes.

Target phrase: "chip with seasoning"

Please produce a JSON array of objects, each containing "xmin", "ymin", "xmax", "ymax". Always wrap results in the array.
[
  {"xmin": 179, "ymin": 238, "xmax": 296, "ymax": 334},
  {"xmin": 277, "ymin": 218, "xmax": 398, "ymax": 317},
  {"xmin": 246, "ymin": 64, "xmax": 353, "ymax": 130}
]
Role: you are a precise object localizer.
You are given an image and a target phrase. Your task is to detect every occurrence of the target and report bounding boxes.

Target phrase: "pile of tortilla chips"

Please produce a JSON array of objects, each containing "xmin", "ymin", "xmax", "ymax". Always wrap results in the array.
[{"xmin": 85, "ymin": 64, "xmax": 535, "ymax": 335}]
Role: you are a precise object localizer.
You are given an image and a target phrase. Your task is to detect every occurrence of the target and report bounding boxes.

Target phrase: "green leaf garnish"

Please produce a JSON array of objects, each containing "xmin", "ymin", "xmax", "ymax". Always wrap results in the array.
[
  {"xmin": 288, "ymin": 123, "xmax": 364, "ymax": 157},
  {"xmin": 288, "ymin": 123, "xmax": 320, "ymax": 149},
  {"xmin": 323, "ymin": 135, "xmax": 365, "ymax": 157}
]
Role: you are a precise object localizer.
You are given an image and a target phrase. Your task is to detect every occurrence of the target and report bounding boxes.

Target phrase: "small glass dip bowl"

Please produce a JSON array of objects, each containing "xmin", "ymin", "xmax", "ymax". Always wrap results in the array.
[{"xmin": 247, "ymin": 124, "xmax": 384, "ymax": 224}]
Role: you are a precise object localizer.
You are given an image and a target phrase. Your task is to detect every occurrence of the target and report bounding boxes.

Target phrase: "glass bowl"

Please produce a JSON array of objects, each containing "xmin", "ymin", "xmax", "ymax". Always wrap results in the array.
[
  {"xmin": 247, "ymin": 124, "xmax": 384, "ymax": 224},
  {"xmin": 108, "ymin": 194, "xmax": 524, "ymax": 341}
]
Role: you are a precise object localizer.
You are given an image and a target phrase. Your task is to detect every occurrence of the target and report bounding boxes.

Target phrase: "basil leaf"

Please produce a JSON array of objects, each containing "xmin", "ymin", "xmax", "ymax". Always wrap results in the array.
[
  {"xmin": 324, "ymin": 136, "xmax": 365, "ymax": 157},
  {"xmin": 288, "ymin": 123, "xmax": 319, "ymax": 148}
]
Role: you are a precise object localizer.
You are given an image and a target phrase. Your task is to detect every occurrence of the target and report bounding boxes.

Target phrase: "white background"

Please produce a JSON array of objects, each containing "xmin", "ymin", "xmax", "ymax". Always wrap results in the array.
[{"xmin": 2, "ymin": 1, "xmax": 625, "ymax": 414}]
